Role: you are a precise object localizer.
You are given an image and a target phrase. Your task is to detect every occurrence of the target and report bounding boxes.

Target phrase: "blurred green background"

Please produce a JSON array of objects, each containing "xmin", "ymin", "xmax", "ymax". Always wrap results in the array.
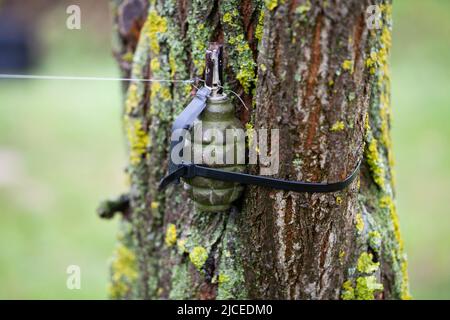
[{"xmin": 0, "ymin": 0, "xmax": 449, "ymax": 299}]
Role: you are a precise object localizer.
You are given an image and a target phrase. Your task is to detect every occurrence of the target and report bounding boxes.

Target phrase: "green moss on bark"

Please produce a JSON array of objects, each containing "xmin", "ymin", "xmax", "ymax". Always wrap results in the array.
[{"xmin": 220, "ymin": 0, "xmax": 258, "ymax": 93}]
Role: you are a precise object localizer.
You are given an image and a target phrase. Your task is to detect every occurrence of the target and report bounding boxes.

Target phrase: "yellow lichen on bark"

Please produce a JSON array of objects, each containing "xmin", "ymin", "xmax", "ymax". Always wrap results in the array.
[
  {"xmin": 165, "ymin": 224, "xmax": 177, "ymax": 247},
  {"xmin": 108, "ymin": 244, "xmax": 138, "ymax": 299},
  {"xmin": 145, "ymin": 10, "xmax": 167, "ymax": 55},
  {"xmin": 125, "ymin": 118, "xmax": 149, "ymax": 166}
]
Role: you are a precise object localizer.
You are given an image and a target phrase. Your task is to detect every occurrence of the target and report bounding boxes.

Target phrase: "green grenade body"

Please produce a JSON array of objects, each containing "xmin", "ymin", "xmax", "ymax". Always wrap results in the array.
[{"xmin": 183, "ymin": 94, "xmax": 245, "ymax": 212}]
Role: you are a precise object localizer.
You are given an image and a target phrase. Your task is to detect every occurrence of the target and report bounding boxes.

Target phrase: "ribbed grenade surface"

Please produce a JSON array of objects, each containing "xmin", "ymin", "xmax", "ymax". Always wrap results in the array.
[{"xmin": 183, "ymin": 94, "xmax": 245, "ymax": 212}]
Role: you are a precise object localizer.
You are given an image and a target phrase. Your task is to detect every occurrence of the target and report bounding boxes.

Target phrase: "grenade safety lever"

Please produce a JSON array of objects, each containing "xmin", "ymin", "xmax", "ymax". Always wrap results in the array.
[{"xmin": 166, "ymin": 86, "xmax": 211, "ymax": 178}]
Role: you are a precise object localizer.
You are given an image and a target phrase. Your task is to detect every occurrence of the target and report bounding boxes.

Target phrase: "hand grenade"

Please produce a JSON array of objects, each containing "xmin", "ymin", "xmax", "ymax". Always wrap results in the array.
[{"xmin": 183, "ymin": 44, "xmax": 245, "ymax": 212}]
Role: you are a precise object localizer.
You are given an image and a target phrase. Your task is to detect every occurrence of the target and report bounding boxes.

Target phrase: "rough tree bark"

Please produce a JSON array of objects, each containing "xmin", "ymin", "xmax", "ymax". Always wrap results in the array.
[{"xmin": 100, "ymin": 0, "xmax": 411, "ymax": 300}]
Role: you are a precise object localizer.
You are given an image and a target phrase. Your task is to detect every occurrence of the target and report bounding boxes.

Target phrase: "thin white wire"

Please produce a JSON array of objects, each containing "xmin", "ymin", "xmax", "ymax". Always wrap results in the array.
[
  {"xmin": 0, "ymin": 74, "xmax": 248, "ymax": 110},
  {"xmin": 219, "ymin": 85, "xmax": 249, "ymax": 111},
  {"xmin": 0, "ymin": 74, "xmax": 194, "ymax": 83},
  {"xmin": 197, "ymin": 79, "xmax": 249, "ymax": 111}
]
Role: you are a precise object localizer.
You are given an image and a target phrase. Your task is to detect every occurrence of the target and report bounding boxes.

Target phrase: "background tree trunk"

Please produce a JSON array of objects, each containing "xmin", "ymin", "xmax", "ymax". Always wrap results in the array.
[{"xmin": 103, "ymin": 0, "xmax": 411, "ymax": 300}]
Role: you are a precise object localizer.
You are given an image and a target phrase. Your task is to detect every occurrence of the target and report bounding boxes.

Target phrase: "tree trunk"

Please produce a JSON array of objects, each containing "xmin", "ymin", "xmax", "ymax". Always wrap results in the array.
[{"xmin": 101, "ymin": 0, "xmax": 411, "ymax": 300}]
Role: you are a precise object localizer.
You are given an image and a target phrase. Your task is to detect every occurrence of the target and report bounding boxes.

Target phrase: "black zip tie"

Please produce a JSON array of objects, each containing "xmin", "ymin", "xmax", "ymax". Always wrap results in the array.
[{"xmin": 159, "ymin": 160, "xmax": 360, "ymax": 193}]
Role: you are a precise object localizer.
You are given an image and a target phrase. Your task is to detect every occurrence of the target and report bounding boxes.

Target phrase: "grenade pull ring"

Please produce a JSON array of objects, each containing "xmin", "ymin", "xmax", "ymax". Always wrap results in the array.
[
  {"xmin": 204, "ymin": 43, "xmax": 224, "ymax": 96},
  {"xmin": 203, "ymin": 44, "xmax": 249, "ymax": 110}
]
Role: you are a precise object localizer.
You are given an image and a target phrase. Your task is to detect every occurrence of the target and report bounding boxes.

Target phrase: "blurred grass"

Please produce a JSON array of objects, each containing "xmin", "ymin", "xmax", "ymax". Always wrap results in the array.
[
  {"xmin": 0, "ymin": 4, "xmax": 125, "ymax": 299},
  {"xmin": 0, "ymin": 0, "xmax": 449, "ymax": 299},
  {"xmin": 392, "ymin": 0, "xmax": 450, "ymax": 299}
]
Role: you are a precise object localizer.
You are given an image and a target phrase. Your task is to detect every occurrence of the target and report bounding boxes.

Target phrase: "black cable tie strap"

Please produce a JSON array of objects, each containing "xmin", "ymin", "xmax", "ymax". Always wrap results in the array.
[
  {"xmin": 159, "ymin": 161, "xmax": 360, "ymax": 193},
  {"xmin": 159, "ymin": 85, "xmax": 360, "ymax": 193}
]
